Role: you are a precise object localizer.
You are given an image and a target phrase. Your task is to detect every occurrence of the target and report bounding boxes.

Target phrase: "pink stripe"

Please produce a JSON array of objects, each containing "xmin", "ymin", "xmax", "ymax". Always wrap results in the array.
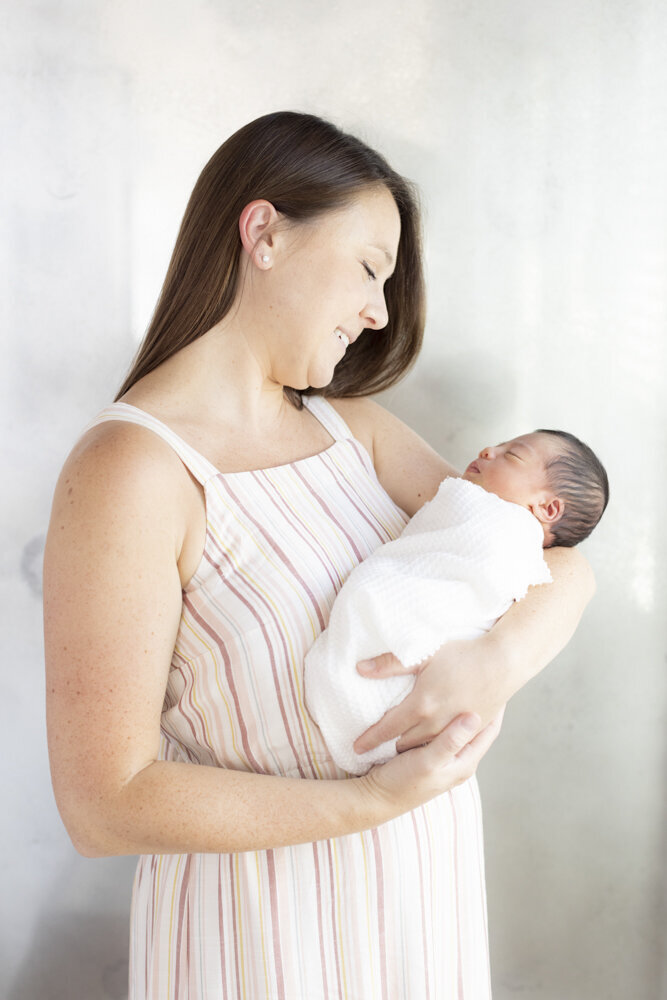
[
  {"xmin": 174, "ymin": 855, "xmax": 192, "ymax": 999},
  {"xmin": 371, "ymin": 827, "xmax": 389, "ymax": 1000},
  {"xmin": 201, "ymin": 540, "xmax": 310, "ymax": 778},
  {"xmin": 293, "ymin": 463, "xmax": 367, "ymax": 564},
  {"xmin": 227, "ymin": 854, "xmax": 242, "ymax": 997},
  {"xmin": 226, "ymin": 474, "xmax": 328, "ymax": 631},
  {"xmin": 217, "ymin": 857, "xmax": 228, "ymax": 994},
  {"xmin": 325, "ymin": 839, "xmax": 345, "ymax": 998},
  {"xmin": 139, "ymin": 860, "xmax": 150, "ymax": 998},
  {"xmin": 265, "ymin": 850, "xmax": 287, "ymax": 999},
  {"xmin": 253, "ymin": 472, "xmax": 343, "ymax": 609},
  {"xmin": 324, "ymin": 448, "xmax": 392, "ymax": 544},
  {"xmin": 311, "ymin": 841, "xmax": 331, "ymax": 997},
  {"xmin": 348, "ymin": 437, "xmax": 377, "ymax": 478},
  {"xmin": 410, "ymin": 811, "xmax": 431, "ymax": 1000},
  {"xmin": 450, "ymin": 791, "xmax": 464, "ymax": 999},
  {"xmin": 472, "ymin": 780, "xmax": 493, "ymax": 994},
  {"xmin": 169, "ymin": 652, "xmax": 215, "ymax": 757},
  {"xmin": 182, "ymin": 592, "xmax": 264, "ymax": 773}
]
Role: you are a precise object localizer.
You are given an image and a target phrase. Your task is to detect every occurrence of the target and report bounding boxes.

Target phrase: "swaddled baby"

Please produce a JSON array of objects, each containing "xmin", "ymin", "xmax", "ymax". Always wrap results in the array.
[{"xmin": 304, "ymin": 429, "xmax": 608, "ymax": 775}]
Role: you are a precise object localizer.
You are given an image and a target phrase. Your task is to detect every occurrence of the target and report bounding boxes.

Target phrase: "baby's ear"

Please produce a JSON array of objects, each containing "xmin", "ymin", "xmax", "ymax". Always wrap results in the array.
[{"xmin": 535, "ymin": 496, "xmax": 564, "ymax": 525}]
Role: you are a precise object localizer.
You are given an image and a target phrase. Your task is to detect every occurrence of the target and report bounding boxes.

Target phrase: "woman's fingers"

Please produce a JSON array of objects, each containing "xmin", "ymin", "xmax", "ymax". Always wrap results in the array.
[
  {"xmin": 357, "ymin": 651, "xmax": 419, "ymax": 678},
  {"xmin": 355, "ymin": 638, "xmax": 508, "ymax": 754},
  {"xmin": 359, "ymin": 708, "xmax": 506, "ymax": 818},
  {"xmin": 353, "ymin": 695, "xmax": 418, "ymax": 753},
  {"xmin": 354, "ymin": 653, "xmax": 427, "ymax": 753},
  {"xmin": 396, "ymin": 721, "xmax": 439, "ymax": 754},
  {"xmin": 360, "ymin": 712, "xmax": 488, "ymax": 813},
  {"xmin": 395, "ymin": 696, "xmax": 466, "ymax": 752},
  {"xmin": 425, "ymin": 711, "xmax": 483, "ymax": 758},
  {"xmin": 419, "ymin": 708, "xmax": 504, "ymax": 789},
  {"xmin": 449, "ymin": 707, "xmax": 505, "ymax": 768}
]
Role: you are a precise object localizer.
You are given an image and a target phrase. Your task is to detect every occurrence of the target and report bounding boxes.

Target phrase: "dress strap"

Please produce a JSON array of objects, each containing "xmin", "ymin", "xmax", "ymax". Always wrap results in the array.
[
  {"xmin": 302, "ymin": 395, "xmax": 354, "ymax": 443},
  {"xmin": 85, "ymin": 402, "xmax": 220, "ymax": 486}
]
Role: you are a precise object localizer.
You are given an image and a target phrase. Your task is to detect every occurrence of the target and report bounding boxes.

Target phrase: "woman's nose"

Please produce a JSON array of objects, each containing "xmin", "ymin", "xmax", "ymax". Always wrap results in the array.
[{"xmin": 362, "ymin": 289, "xmax": 389, "ymax": 330}]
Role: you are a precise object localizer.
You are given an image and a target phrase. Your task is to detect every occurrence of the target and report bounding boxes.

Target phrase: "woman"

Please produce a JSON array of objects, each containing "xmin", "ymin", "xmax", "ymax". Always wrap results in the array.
[{"xmin": 44, "ymin": 111, "xmax": 593, "ymax": 998}]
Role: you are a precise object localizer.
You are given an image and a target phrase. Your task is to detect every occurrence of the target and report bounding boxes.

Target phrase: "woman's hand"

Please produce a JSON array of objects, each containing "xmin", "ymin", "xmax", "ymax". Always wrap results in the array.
[
  {"xmin": 353, "ymin": 634, "xmax": 508, "ymax": 754},
  {"xmin": 354, "ymin": 544, "xmax": 595, "ymax": 756},
  {"xmin": 357, "ymin": 708, "xmax": 505, "ymax": 813}
]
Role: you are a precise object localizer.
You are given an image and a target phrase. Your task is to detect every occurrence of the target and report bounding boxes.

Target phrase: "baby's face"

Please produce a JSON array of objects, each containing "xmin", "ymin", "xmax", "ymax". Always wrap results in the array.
[{"xmin": 462, "ymin": 432, "xmax": 560, "ymax": 510}]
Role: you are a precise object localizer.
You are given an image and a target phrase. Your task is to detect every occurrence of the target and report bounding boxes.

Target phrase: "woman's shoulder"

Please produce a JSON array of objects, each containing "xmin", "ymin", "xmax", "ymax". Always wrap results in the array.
[
  {"xmin": 326, "ymin": 396, "xmax": 380, "ymax": 462},
  {"xmin": 65, "ymin": 417, "xmax": 187, "ymax": 487},
  {"xmin": 328, "ymin": 395, "xmax": 458, "ymax": 518},
  {"xmin": 52, "ymin": 418, "xmax": 196, "ymax": 536}
]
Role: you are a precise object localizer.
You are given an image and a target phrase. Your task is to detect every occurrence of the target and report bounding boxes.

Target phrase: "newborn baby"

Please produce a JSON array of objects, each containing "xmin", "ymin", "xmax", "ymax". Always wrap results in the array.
[{"xmin": 305, "ymin": 429, "xmax": 608, "ymax": 775}]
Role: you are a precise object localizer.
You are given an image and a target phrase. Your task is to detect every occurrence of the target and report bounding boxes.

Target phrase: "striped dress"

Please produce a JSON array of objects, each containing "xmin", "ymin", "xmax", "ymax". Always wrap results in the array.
[{"xmin": 90, "ymin": 397, "xmax": 491, "ymax": 1000}]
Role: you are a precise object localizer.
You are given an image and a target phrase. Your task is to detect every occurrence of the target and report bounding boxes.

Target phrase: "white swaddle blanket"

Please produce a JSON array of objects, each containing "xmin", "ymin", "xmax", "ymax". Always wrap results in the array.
[{"xmin": 304, "ymin": 477, "xmax": 552, "ymax": 775}]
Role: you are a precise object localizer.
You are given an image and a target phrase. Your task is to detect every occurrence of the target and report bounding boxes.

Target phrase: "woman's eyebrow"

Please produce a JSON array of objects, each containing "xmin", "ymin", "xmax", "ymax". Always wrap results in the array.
[{"xmin": 369, "ymin": 245, "xmax": 395, "ymax": 267}]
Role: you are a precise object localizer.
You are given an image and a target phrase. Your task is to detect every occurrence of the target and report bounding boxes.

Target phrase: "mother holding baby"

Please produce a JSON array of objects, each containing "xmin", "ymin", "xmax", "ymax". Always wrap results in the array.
[{"xmin": 44, "ymin": 111, "xmax": 593, "ymax": 999}]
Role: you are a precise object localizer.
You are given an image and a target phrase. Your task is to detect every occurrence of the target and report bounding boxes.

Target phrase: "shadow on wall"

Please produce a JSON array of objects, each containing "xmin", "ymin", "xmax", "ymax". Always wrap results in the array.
[
  {"xmin": 21, "ymin": 534, "xmax": 45, "ymax": 597},
  {"xmin": 8, "ymin": 907, "xmax": 130, "ymax": 1000},
  {"xmin": 380, "ymin": 352, "xmax": 519, "ymax": 461},
  {"xmin": 7, "ymin": 852, "xmax": 137, "ymax": 1000}
]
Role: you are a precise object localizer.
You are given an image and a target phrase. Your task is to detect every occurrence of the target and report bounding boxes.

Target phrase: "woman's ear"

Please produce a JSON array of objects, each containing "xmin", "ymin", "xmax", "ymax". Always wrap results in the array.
[{"xmin": 238, "ymin": 200, "xmax": 280, "ymax": 268}]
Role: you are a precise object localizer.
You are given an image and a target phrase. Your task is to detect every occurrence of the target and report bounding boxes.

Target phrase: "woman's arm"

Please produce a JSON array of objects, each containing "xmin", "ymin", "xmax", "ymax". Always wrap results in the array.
[
  {"xmin": 330, "ymin": 396, "xmax": 461, "ymax": 515},
  {"xmin": 330, "ymin": 397, "xmax": 596, "ymax": 753},
  {"xmin": 44, "ymin": 423, "xmax": 494, "ymax": 858},
  {"xmin": 354, "ymin": 546, "xmax": 593, "ymax": 753}
]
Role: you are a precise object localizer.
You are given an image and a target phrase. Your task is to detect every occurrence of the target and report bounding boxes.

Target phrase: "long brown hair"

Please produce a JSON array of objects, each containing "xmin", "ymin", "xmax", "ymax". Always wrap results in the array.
[{"xmin": 116, "ymin": 111, "xmax": 426, "ymax": 405}]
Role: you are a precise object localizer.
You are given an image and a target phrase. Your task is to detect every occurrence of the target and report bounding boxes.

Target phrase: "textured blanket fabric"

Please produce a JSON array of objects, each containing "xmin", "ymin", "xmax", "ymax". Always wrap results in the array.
[{"xmin": 305, "ymin": 477, "xmax": 552, "ymax": 775}]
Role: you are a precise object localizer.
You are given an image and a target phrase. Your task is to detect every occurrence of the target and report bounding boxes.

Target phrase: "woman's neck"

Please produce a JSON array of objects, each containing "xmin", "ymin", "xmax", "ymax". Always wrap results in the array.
[{"xmin": 120, "ymin": 319, "xmax": 291, "ymax": 435}]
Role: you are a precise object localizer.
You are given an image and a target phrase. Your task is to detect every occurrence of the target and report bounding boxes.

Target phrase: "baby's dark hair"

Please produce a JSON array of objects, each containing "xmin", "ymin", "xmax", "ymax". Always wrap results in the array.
[{"xmin": 537, "ymin": 430, "xmax": 609, "ymax": 547}]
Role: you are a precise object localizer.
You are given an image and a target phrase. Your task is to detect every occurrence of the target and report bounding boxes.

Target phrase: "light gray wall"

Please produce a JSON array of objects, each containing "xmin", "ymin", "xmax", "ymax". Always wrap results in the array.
[{"xmin": 3, "ymin": 1, "xmax": 665, "ymax": 997}]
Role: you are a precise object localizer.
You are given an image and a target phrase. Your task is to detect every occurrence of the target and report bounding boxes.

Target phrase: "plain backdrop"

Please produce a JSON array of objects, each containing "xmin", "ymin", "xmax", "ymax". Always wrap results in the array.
[{"xmin": 2, "ymin": 1, "xmax": 666, "ymax": 998}]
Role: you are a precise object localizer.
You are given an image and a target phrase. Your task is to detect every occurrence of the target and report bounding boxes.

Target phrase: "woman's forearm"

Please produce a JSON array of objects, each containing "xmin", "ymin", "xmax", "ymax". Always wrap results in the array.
[
  {"xmin": 354, "ymin": 545, "xmax": 595, "ymax": 754},
  {"xmin": 61, "ymin": 715, "xmax": 488, "ymax": 859},
  {"xmin": 67, "ymin": 761, "xmax": 370, "ymax": 857},
  {"xmin": 485, "ymin": 544, "xmax": 596, "ymax": 698}
]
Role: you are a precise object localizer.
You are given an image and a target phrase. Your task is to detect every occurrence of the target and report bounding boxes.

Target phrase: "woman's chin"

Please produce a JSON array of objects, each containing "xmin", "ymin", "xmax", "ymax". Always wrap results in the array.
[
  {"xmin": 282, "ymin": 358, "xmax": 337, "ymax": 392},
  {"xmin": 305, "ymin": 367, "xmax": 337, "ymax": 391}
]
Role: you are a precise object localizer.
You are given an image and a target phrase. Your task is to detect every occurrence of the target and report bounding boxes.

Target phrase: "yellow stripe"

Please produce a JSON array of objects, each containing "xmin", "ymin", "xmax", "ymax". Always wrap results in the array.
[
  {"xmin": 176, "ymin": 617, "xmax": 249, "ymax": 768},
  {"xmin": 266, "ymin": 473, "xmax": 356, "ymax": 775},
  {"xmin": 331, "ymin": 838, "xmax": 350, "ymax": 1000},
  {"xmin": 166, "ymin": 854, "xmax": 184, "ymax": 999},
  {"xmin": 254, "ymin": 852, "xmax": 271, "ymax": 994},
  {"xmin": 234, "ymin": 854, "xmax": 248, "ymax": 1000},
  {"xmin": 207, "ymin": 489, "xmax": 327, "ymax": 778},
  {"xmin": 329, "ymin": 448, "xmax": 407, "ymax": 539},
  {"xmin": 268, "ymin": 471, "xmax": 353, "ymax": 590},
  {"xmin": 359, "ymin": 832, "xmax": 379, "ymax": 998}
]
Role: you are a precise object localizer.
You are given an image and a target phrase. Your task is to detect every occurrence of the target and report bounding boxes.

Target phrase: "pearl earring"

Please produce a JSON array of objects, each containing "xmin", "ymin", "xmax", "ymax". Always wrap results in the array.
[{"xmin": 261, "ymin": 254, "xmax": 270, "ymax": 264}]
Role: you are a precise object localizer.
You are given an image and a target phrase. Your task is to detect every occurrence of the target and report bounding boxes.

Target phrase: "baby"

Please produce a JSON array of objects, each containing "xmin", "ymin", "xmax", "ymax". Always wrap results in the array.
[{"xmin": 305, "ymin": 429, "xmax": 609, "ymax": 775}]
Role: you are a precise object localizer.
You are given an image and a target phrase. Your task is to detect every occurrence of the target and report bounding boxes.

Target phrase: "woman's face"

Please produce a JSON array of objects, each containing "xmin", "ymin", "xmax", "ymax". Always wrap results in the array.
[{"xmin": 260, "ymin": 185, "xmax": 401, "ymax": 390}]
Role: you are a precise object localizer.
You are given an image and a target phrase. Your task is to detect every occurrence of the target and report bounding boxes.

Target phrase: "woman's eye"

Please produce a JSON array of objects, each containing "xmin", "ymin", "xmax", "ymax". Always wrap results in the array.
[{"xmin": 362, "ymin": 260, "xmax": 377, "ymax": 280}]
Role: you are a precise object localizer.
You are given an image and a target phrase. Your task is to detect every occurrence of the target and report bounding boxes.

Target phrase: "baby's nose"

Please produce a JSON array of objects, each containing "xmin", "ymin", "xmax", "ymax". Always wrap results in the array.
[{"xmin": 479, "ymin": 446, "xmax": 495, "ymax": 460}]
